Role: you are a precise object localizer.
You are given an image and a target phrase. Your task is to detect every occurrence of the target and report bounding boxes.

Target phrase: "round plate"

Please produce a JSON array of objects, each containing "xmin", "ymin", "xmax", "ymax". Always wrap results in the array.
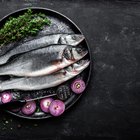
[{"xmin": 0, "ymin": 7, "xmax": 91, "ymax": 119}]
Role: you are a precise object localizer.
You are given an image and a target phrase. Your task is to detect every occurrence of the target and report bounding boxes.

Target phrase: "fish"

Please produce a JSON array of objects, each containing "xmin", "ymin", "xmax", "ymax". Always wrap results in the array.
[
  {"xmin": 0, "ymin": 45, "xmax": 88, "ymax": 77},
  {"xmin": 0, "ymin": 60, "xmax": 90, "ymax": 91},
  {"xmin": 0, "ymin": 34, "xmax": 84, "ymax": 65}
]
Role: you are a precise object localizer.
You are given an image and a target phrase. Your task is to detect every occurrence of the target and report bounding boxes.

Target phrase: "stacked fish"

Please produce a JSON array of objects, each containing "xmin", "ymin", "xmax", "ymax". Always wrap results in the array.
[{"xmin": 0, "ymin": 34, "xmax": 90, "ymax": 91}]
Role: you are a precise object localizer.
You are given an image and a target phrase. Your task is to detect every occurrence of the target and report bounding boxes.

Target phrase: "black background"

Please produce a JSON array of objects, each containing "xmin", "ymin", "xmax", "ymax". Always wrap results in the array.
[{"xmin": 0, "ymin": 0, "xmax": 140, "ymax": 140}]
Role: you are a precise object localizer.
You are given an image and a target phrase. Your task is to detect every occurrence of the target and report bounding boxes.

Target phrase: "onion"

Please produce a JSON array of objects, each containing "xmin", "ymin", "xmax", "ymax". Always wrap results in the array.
[
  {"xmin": 40, "ymin": 98, "xmax": 53, "ymax": 113},
  {"xmin": 71, "ymin": 79, "xmax": 86, "ymax": 94},
  {"xmin": 1, "ymin": 92, "xmax": 12, "ymax": 103},
  {"xmin": 21, "ymin": 101, "xmax": 36, "ymax": 115},
  {"xmin": 49, "ymin": 100, "xmax": 65, "ymax": 117}
]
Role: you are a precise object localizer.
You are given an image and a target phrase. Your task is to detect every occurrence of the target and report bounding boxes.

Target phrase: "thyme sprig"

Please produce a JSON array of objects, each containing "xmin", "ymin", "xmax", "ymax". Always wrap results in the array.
[{"xmin": 0, "ymin": 9, "xmax": 51, "ymax": 46}]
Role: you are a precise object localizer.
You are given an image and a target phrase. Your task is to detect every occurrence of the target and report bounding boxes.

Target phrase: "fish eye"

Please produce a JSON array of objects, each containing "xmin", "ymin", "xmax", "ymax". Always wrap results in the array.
[
  {"xmin": 72, "ymin": 36, "xmax": 76, "ymax": 40},
  {"xmin": 77, "ymin": 48, "xmax": 83, "ymax": 53}
]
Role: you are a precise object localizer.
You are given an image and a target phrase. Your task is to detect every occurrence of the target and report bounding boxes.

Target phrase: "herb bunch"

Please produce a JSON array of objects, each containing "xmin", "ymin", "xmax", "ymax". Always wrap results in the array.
[{"xmin": 0, "ymin": 9, "xmax": 51, "ymax": 46}]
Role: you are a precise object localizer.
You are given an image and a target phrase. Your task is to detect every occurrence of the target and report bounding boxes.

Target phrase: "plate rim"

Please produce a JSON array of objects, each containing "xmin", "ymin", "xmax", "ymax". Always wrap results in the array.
[{"xmin": 0, "ymin": 7, "xmax": 92, "ymax": 119}]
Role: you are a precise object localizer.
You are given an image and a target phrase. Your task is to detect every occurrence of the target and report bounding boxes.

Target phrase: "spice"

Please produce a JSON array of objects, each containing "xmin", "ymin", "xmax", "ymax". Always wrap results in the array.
[
  {"xmin": 17, "ymin": 124, "xmax": 21, "ymax": 128},
  {"xmin": 34, "ymin": 124, "xmax": 38, "ymax": 127}
]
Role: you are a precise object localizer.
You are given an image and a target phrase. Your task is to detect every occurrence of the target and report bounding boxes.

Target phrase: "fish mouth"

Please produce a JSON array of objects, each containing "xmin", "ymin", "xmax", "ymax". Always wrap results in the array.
[
  {"xmin": 66, "ymin": 59, "xmax": 90, "ymax": 75},
  {"xmin": 74, "ymin": 59, "xmax": 90, "ymax": 71},
  {"xmin": 59, "ymin": 34, "xmax": 85, "ymax": 46},
  {"xmin": 67, "ymin": 34, "xmax": 85, "ymax": 46},
  {"xmin": 81, "ymin": 50, "xmax": 88, "ymax": 57}
]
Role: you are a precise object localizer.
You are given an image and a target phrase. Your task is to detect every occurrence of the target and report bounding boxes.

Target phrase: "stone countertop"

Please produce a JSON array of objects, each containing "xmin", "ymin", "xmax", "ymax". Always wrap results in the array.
[{"xmin": 0, "ymin": 0, "xmax": 140, "ymax": 140}]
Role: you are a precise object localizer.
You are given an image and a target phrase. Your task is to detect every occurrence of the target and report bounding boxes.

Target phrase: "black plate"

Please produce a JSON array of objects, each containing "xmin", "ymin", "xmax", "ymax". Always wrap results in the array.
[{"xmin": 0, "ymin": 7, "xmax": 91, "ymax": 119}]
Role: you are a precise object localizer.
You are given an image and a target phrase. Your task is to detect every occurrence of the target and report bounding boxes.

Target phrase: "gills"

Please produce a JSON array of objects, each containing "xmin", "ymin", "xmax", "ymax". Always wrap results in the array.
[
  {"xmin": 0, "ymin": 60, "xmax": 90, "ymax": 91},
  {"xmin": 0, "ymin": 34, "xmax": 84, "ymax": 65},
  {"xmin": 0, "ymin": 45, "xmax": 87, "ymax": 77}
]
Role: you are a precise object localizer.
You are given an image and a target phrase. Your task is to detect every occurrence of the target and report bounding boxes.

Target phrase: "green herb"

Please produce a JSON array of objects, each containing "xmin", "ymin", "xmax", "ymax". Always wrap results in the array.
[
  {"xmin": 0, "ymin": 9, "xmax": 51, "ymax": 46},
  {"xmin": 5, "ymin": 120, "xmax": 8, "ymax": 124},
  {"xmin": 36, "ymin": 108, "xmax": 40, "ymax": 112}
]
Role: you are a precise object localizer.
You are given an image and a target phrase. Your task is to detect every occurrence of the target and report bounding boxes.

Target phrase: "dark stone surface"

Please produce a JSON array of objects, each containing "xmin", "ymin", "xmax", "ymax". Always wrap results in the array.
[{"xmin": 0, "ymin": 0, "xmax": 140, "ymax": 140}]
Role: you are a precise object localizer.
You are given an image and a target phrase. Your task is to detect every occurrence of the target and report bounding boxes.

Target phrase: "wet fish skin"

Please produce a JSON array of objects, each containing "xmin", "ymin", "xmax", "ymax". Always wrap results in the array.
[
  {"xmin": 0, "ymin": 34, "xmax": 84, "ymax": 65},
  {"xmin": 0, "ymin": 42, "xmax": 17, "ymax": 56},
  {"xmin": 0, "ymin": 45, "xmax": 88, "ymax": 77},
  {"xmin": 0, "ymin": 60, "xmax": 90, "ymax": 91},
  {"xmin": 0, "ymin": 36, "xmax": 36, "ymax": 57}
]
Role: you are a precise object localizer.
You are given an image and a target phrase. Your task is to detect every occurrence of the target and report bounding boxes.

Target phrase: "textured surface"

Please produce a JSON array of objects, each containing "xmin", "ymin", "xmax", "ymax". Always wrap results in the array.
[{"xmin": 0, "ymin": 0, "xmax": 140, "ymax": 140}]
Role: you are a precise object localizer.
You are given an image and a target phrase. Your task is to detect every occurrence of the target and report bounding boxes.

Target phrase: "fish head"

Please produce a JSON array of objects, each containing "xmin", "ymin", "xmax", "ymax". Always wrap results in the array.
[
  {"xmin": 63, "ymin": 46, "xmax": 88, "ymax": 61},
  {"xmin": 60, "ymin": 34, "xmax": 85, "ymax": 46},
  {"xmin": 66, "ymin": 60, "xmax": 90, "ymax": 76}
]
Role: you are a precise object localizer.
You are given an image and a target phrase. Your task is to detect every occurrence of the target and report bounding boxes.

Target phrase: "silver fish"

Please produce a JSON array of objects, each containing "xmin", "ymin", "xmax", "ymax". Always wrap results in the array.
[
  {"xmin": 0, "ymin": 45, "xmax": 87, "ymax": 77},
  {"xmin": 0, "ymin": 60, "xmax": 90, "ymax": 91},
  {"xmin": 0, "ymin": 42, "xmax": 16, "ymax": 57},
  {"xmin": 0, "ymin": 34, "xmax": 84, "ymax": 65}
]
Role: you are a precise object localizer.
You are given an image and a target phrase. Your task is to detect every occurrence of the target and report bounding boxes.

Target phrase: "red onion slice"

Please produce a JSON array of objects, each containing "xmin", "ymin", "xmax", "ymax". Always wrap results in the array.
[
  {"xmin": 1, "ymin": 92, "xmax": 12, "ymax": 103},
  {"xmin": 40, "ymin": 98, "xmax": 53, "ymax": 113},
  {"xmin": 49, "ymin": 100, "xmax": 65, "ymax": 117},
  {"xmin": 21, "ymin": 101, "xmax": 36, "ymax": 115},
  {"xmin": 71, "ymin": 79, "xmax": 86, "ymax": 94}
]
